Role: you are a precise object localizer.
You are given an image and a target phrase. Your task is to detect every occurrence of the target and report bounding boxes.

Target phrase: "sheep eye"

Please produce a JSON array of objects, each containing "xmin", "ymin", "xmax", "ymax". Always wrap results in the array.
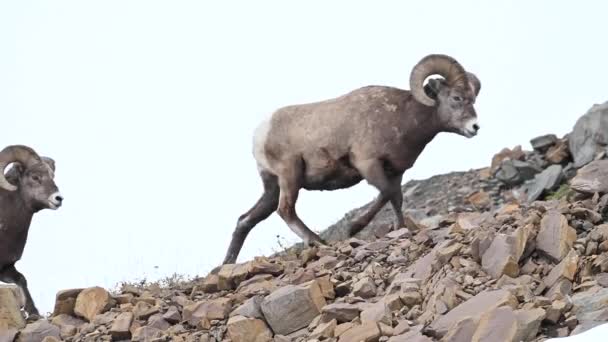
[
  {"xmin": 452, "ymin": 96, "xmax": 462, "ymax": 102},
  {"xmin": 32, "ymin": 175, "xmax": 41, "ymax": 183}
]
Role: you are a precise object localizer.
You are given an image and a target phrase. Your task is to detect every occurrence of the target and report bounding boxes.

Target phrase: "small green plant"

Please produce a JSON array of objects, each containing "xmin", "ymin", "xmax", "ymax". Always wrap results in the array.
[{"xmin": 546, "ymin": 184, "xmax": 573, "ymax": 201}]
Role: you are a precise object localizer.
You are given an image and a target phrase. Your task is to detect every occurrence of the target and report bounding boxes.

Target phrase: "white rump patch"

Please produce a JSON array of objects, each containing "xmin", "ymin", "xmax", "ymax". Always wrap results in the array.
[{"xmin": 252, "ymin": 117, "xmax": 272, "ymax": 172}]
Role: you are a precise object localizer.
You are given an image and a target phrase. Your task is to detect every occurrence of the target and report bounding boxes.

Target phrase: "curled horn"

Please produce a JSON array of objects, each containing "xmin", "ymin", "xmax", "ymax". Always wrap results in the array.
[
  {"xmin": 466, "ymin": 71, "xmax": 481, "ymax": 97},
  {"xmin": 0, "ymin": 145, "xmax": 43, "ymax": 191},
  {"xmin": 409, "ymin": 54, "xmax": 468, "ymax": 106}
]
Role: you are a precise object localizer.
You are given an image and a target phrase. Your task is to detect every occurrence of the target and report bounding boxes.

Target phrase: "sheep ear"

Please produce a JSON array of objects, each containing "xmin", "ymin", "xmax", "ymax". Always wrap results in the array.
[
  {"xmin": 3, "ymin": 163, "xmax": 24, "ymax": 185},
  {"xmin": 42, "ymin": 157, "xmax": 56, "ymax": 172},
  {"xmin": 423, "ymin": 78, "xmax": 445, "ymax": 99}
]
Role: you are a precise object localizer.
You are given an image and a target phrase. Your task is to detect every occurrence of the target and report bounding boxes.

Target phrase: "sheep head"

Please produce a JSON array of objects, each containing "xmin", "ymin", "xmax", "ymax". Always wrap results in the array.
[
  {"xmin": 410, "ymin": 54, "xmax": 481, "ymax": 138},
  {"xmin": 0, "ymin": 145, "xmax": 63, "ymax": 211}
]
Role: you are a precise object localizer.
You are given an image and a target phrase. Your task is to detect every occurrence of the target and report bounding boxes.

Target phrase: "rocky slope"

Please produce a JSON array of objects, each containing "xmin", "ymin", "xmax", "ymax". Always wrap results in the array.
[{"xmin": 2, "ymin": 101, "xmax": 608, "ymax": 342}]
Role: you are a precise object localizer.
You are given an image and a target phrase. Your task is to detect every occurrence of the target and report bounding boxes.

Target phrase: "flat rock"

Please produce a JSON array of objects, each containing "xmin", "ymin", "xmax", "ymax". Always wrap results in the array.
[
  {"xmin": 524, "ymin": 164, "xmax": 563, "ymax": 202},
  {"xmin": 471, "ymin": 306, "xmax": 518, "ymax": 342},
  {"xmin": 74, "ymin": 286, "xmax": 115, "ymax": 322},
  {"xmin": 536, "ymin": 211, "xmax": 577, "ymax": 262},
  {"xmin": 544, "ymin": 249, "xmax": 579, "ymax": 288},
  {"xmin": 50, "ymin": 314, "xmax": 86, "ymax": 331},
  {"xmin": 572, "ymin": 287, "xmax": 608, "ymax": 317},
  {"xmin": 261, "ymin": 281, "xmax": 326, "ymax": 335},
  {"xmin": 0, "ymin": 286, "xmax": 26, "ymax": 330},
  {"xmin": 360, "ymin": 302, "xmax": 391, "ymax": 326},
  {"xmin": 231, "ymin": 295, "xmax": 264, "ymax": 319},
  {"xmin": 133, "ymin": 301, "xmax": 159, "ymax": 320},
  {"xmin": 322, "ymin": 303, "xmax": 362, "ymax": 323},
  {"xmin": 402, "ymin": 250, "xmax": 436, "ymax": 283},
  {"xmin": 183, "ymin": 297, "xmax": 232, "ymax": 326},
  {"xmin": 571, "ymin": 160, "xmax": 608, "ymax": 194},
  {"xmin": 307, "ymin": 256, "xmax": 339, "ymax": 270},
  {"xmin": 131, "ymin": 326, "xmax": 162, "ymax": 342},
  {"xmin": 16, "ymin": 321, "xmax": 60, "ymax": 342},
  {"xmin": 531, "ymin": 134, "xmax": 558, "ymax": 152},
  {"xmin": 442, "ymin": 316, "xmax": 479, "ymax": 342},
  {"xmin": 386, "ymin": 228, "xmax": 412, "ymax": 239},
  {"xmin": 388, "ymin": 330, "xmax": 433, "ymax": 342},
  {"xmin": 227, "ymin": 315, "xmax": 273, "ymax": 342},
  {"xmin": 514, "ymin": 308, "xmax": 546, "ymax": 341},
  {"xmin": 248, "ymin": 257, "xmax": 284, "ymax": 276},
  {"xmin": 429, "ymin": 289, "xmax": 518, "ymax": 338},
  {"xmin": 338, "ymin": 322, "xmax": 381, "ymax": 342},
  {"xmin": 481, "ymin": 233, "xmax": 521, "ymax": 279},
  {"xmin": 109, "ymin": 312, "xmax": 133, "ymax": 340}
]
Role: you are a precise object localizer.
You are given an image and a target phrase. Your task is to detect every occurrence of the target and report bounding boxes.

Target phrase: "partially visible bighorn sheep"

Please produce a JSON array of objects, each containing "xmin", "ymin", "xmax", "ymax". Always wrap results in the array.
[
  {"xmin": 0, "ymin": 145, "xmax": 63, "ymax": 319},
  {"xmin": 224, "ymin": 54, "xmax": 481, "ymax": 264}
]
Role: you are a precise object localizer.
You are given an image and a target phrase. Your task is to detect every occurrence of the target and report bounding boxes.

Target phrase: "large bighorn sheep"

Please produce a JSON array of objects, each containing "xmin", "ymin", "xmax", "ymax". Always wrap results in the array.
[
  {"xmin": 224, "ymin": 54, "xmax": 481, "ymax": 264},
  {"xmin": 0, "ymin": 145, "xmax": 63, "ymax": 319}
]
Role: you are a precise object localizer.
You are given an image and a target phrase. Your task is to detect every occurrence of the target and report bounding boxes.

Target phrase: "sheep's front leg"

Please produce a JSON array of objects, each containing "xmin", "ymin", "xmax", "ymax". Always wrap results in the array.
[
  {"xmin": 349, "ymin": 159, "xmax": 404, "ymax": 236},
  {"xmin": 276, "ymin": 159, "xmax": 326, "ymax": 246},
  {"xmin": 388, "ymin": 175, "xmax": 405, "ymax": 228},
  {"xmin": 0, "ymin": 264, "xmax": 40, "ymax": 320},
  {"xmin": 223, "ymin": 172, "xmax": 280, "ymax": 264}
]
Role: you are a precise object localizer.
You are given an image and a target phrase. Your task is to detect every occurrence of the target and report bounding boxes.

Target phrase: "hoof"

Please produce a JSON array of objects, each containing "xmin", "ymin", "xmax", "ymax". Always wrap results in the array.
[{"xmin": 307, "ymin": 238, "xmax": 327, "ymax": 248}]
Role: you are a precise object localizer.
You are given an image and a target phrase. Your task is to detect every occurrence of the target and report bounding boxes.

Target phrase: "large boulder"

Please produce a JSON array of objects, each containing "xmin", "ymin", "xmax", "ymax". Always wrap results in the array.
[
  {"xmin": 569, "ymin": 101, "xmax": 608, "ymax": 168},
  {"xmin": 0, "ymin": 285, "xmax": 26, "ymax": 331},
  {"xmin": 571, "ymin": 160, "xmax": 608, "ymax": 194},
  {"xmin": 261, "ymin": 281, "xmax": 327, "ymax": 335}
]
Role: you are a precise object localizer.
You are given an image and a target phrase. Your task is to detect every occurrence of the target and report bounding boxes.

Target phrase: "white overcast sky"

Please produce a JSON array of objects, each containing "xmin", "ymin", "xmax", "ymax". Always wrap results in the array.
[{"xmin": 1, "ymin": 1, "xmax": 607, "ymax": 314}]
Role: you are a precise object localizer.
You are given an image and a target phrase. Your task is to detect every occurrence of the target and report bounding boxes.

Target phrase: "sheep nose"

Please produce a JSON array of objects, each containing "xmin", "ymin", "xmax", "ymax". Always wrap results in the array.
[
  {"xmin": 473, "ymin": 123, "xmax": 480, "ymax": 131},
  {"xmin": 55, "ymin": 195, "xmax": 63, "ymax": 203}
]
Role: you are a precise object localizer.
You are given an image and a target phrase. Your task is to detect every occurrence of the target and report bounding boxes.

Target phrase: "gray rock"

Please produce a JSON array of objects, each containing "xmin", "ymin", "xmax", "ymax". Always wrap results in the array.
[
  {"xmin": 495, "ymin": 160, "xmax": 541, "ymax": 186},
  {"xmin": 570, "ymin": 321, "xmax": 608, "ymax": 336},
  {"xmin": 321, "ymin": 303, "xmax": 361, "ymax": 323},
  {"xmin": 16, "ymin": 321, "xmax": 61, "ymax": 342},
  {"xmin": 531, "ymin": 134, "xmax": 558, "ymax": 152},
  {"xmin": 231, "ymin": 295, "xmax": 265, "ymax": 320},
  {"xmin": 571, "ymin": 160, "xmax": 608, "ymax": 194},
  {"xmin": 572, "ymin": 287, "xmax": 608, "ymax": 316},
  {"xmin": 524, "ymin": 164, "xmax": 563, "ymax": 202},
  {"xmin": 569, "ymin": 101, "xmax": 608, "ymax": 167}
]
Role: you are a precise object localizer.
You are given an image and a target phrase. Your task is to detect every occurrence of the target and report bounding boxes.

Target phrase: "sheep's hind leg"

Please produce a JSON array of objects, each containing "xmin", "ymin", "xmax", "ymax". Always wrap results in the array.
[
  {"xmin": 349, "ymin": 159, "xmax": 404, "ymax": 236},
  {"xmin": 388, "ymin": 175, "xmax": 405, "ymax": 229},
  {"xmin": 223, "ymin": 171, "xmax": 280, "ymax": 264},
  {"xmin": 0, "ymin": 264, "xmax": 40, "ymax": 320},
  {"xmin": 276, "ymin": 159, "xmax": 326, "ymax": 247}
]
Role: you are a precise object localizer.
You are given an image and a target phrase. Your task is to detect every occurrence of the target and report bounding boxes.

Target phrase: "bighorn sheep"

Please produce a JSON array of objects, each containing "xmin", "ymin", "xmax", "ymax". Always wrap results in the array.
[
  {"xmin": 0, "ymin": 145, "xmax": 63, "ymax": 319},
  {"xmin": 223, "ymin": 54, "xmax": 481, "ymax": 264}
]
